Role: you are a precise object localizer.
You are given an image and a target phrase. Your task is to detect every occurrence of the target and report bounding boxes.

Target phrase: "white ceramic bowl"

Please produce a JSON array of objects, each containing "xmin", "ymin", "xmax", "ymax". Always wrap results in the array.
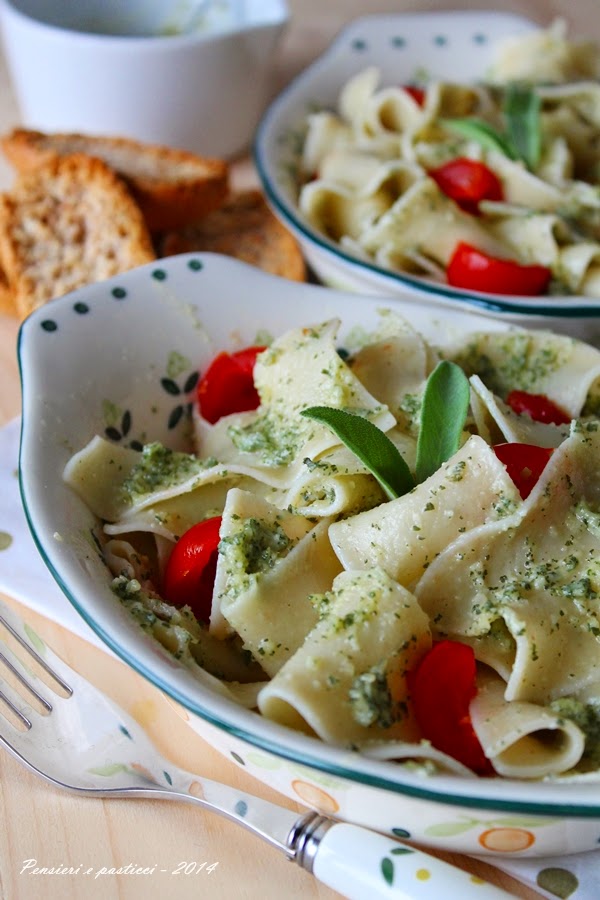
[
  {"xmin": 0, "ymin": 0, "xmax": 289, "ymax": 158},
  {"xmin": 254, "ymin": 11, "xmax": 600, "ymax": 341},
  {"xmin": 17, "ymin": 252, "xmax": 600, "ymax": 859}
]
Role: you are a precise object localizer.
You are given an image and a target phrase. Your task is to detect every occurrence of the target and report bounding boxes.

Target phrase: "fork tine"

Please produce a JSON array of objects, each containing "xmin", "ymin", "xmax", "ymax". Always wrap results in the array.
[
  {"xmin": 0, "ymin": 684, "xmax": 33, "ymax": 729},
  {"xmin": 0, "ymin": 609, "xmax": 75, "ymax": 732},
  {"xmin": 0, "ymin": 659, "xmax": 44, "ymax": 730},
  {"xmin": 0, "ymin": 646, "xmax": 53, "ymax": 713},
  {"xmin": 0, "ymin": 612, "xmax": 72, "ymax": 697}
]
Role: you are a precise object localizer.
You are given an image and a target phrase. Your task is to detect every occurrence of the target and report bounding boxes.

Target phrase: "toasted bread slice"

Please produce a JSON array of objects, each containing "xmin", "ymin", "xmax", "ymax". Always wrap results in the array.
[
  {"xmin": 160, "ymin": 189, "xmax": 306, "ymax": 281},
  {"xmin": 0, "ymin": 153, "xmax": 156, "ymax": 318},
  {"xmin": 1, "ymin": 128, "xmax": 229, "ymax": 232}
]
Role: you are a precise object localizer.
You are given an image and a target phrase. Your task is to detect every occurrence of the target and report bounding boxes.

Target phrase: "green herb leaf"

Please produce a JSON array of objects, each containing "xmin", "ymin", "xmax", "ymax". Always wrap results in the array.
[
  {"xmin": 440, "ymin": 117, "xmax": 517, "ymax": 159},
  {"xmin": 300, "ymin": 407, "xmax": 414, "ymax": 500},
  {"xmin": 415, "ymin": 361, "xmax": 470, "ymax": 483},
  {"xmin": 503, "ymin": 83, "xmax": 541, "ymax": 171}
]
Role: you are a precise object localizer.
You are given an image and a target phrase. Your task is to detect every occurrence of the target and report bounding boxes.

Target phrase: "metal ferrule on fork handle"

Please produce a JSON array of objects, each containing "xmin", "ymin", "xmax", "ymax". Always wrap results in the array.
[{"xmin": 286, "ymin": 810, "xmax": 334, "ymax": 871}]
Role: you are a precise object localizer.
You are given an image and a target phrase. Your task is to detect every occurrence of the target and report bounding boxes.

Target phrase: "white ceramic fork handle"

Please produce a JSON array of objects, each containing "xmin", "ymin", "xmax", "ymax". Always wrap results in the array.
[{"xmin": 311, "ymin": 822, "xmax": 514, "ymax": 900}]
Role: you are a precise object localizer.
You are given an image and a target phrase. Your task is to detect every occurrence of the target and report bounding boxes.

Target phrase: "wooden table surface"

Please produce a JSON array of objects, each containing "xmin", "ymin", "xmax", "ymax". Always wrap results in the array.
[{"xmin": 1, "ymin": 1, "xmax": 598, "ymax": 897}]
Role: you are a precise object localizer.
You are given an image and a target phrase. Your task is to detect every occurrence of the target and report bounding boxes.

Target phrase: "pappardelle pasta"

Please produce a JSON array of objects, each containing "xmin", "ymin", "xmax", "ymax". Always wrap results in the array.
[
  {"xmin": 64, "ymin": 311, "xmax": 600, "ymax": 780},
  {"xmin": 297, "ymin": 20, "xmax": 600, "ymax": 297}
]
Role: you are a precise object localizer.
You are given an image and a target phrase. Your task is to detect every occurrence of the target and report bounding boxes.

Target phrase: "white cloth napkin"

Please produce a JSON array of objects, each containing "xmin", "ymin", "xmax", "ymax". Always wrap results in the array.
[
  {"xmin": 0, "ymin": 417, "xmax": 106, "ymax": 647},
  {"xmin": 0, "ymin": 416, "xmax": 598, "ymax": 899}
]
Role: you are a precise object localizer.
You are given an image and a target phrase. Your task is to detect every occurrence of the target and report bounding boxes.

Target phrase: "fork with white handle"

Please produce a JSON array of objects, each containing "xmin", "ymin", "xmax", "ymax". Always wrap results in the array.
[{"xmin": 0, "ymin": 599, "xmax": 513, "ymax": 900}]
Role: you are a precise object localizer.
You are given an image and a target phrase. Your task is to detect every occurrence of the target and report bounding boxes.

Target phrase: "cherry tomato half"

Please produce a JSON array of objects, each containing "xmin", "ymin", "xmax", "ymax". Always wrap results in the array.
[
  {"xmin": 408, "ymin": 640, "xmax": 493, "ymax": 775},
  {"xmin": 429, "ymin": 158, "xmax": 503, "ymax": 215},
  {"xmin": 493, "ymin": 443, "xmax": 553, "ymax": 499},
  {"xmin": 506, "ymin": 390, "xmax": 571, "ymax": 426},
  {"xmin": 198, "ymin": 346, "xmax": 266, "ymax": 424},
  {"xmin": 403, "ymin": 85, "xmax": 426, "ymax": 106},
  {"xmin": 446, "ymin": 242, "xmax": 552, "ymax": 296},
  {"xmin": 162, "ymin": 516, "xmax": 222, "ymax": 622}
]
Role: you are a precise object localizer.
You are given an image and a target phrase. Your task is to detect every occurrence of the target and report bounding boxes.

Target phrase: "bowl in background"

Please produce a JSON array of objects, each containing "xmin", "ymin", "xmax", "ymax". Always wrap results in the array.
[
  {"xmin": 0, "ymin": 0, "xmax": 289, "ymax": 158},
  {"xmin": 17, "ymin": 251, "xmax": 600, "ymax": 858},
  {"xmin": 254, "ymin": 11, "xmax": 600, "ymax": 342}
]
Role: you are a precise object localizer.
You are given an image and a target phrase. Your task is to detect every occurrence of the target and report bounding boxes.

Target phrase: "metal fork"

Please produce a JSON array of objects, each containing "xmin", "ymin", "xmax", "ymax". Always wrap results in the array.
[{"xmin": 0, "ymin": 600, "xmax": 512, "ymax": 900}]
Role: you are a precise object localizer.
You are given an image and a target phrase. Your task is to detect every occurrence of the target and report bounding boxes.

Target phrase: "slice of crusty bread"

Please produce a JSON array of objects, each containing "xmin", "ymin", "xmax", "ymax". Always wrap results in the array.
[
  {"xmin": 1, "ymin": 128, "xmax": 229, "ymax": 232},
  {"xmin": 0, "ymin": 152, "xmax": 156, "ymax": 318},
  {"xmin": 160, "ymin": 189, "xmax": 306, "ymax": 282}
]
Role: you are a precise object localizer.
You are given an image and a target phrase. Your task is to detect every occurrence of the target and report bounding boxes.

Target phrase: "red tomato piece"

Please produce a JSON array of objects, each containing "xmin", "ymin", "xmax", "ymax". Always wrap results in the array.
[
  {"xmin": 493, "ymin": 443, "xmax": 553, "ymax": 499},
  {"xmin": 408, "ymin": 640, "xmax": 493, "ymax": 775},
  {"xmin": 506, "ymin": 390, "xmax": 571, "ymax": 426},
  {"xmin": 162, "ymin": 517, "xmax": 222, "ymax": 623},
  {"xmin": 446, "ymin": 242, "xmax": 552, "ymax": 296},
  {"xmin": 198, "ymin": 345, "xmax": 266, "ymax": 424},
  {"xmin": 403, "ymin": 85, "xmax": 426, "ymax": 106},
  {"xmin": 429, "ymin": 157, "xmax": 503, "ymax": 215}
]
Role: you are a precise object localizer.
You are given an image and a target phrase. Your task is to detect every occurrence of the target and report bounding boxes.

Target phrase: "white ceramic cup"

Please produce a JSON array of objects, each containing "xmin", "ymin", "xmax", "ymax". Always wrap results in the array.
[{"xmin": 0, "ymin": 0, "xmax": 289, "ymax": 158}]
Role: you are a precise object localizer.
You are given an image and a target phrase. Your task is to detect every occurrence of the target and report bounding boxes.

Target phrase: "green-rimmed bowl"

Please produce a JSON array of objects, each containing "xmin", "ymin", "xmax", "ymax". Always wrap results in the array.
[
  {"xmin": 17, "ymin": 252, "xmax": 600, "ymax": 860},
  {"xmin": 254, "ymin": 10, "xmax": 600, "ymax": 344}
]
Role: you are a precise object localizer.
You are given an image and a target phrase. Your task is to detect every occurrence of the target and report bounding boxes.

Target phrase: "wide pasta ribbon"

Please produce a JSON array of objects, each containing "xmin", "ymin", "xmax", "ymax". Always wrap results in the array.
[
  {"xmin": 329, "ymin": 434, "xmax": 521, "ymax": 589},
  {"xmin": 470, "ymin": 668, "xmax": 585, "ymax": 778},
  {"xmin": 211, "ymin": 488, "xmax": 343, "ymax": 669},
  {"xmin": 414, "ymin": 423, "xmax": 600, "ymax": 704},
  {"xmin": 257, "ymin": 568, "xmax": 431, "ymax": 746}
]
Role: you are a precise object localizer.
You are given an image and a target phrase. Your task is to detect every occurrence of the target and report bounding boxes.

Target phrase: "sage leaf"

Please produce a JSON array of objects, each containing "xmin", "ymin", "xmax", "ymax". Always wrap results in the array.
[
  {"xmin": 300, "ymin": 406, "xmax": 414, "ymax": 500},
  {"xmin": 415, "ymin": 361, "xmax": 470, "ymax": 484},
  {"xmin": 503, "ymin": 83, "xmax": 541, "ymax": 171},
  {"xmin": 440, "ymin": 117, "xmax": 517, "ymax": 159}
]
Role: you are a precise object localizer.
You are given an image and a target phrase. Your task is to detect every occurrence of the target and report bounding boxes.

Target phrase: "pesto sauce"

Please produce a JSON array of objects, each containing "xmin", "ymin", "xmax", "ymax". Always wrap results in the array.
[
  {"xmin": 549, "ymin": 697, "xmax": 600, "ymax": 767},
  {"xmin": 111, "ymin": 575, "xmax": 265, "ymax": 681},
  {"xmin": 582, "ymin": 390, "xmax": 600, "ymax": 418},
  {"xmin": 490, "ymin": 558, "xmax": 598, "ymax": 608},
  {"xmin": 219, "ymin": 517, "xmax": 295, "ymax": 598},
  {"xmin": 450, "ymin": 334, "xmax": 567, "ymax": 396},
  {"xmin": 227, "ymin": 414, "xmax": 300, "ymax": 466},
  {"xmin": 397, "ymin": 392, "xmax": 422, "ymax": 436},
  {"xmin": 310, "ymin": 591, "xmax": 331, "ymax": 619},
  {"xmin": 492, "ymin": 492, "xmax": 520, "ymax": 519},
  {"xmin": 470, "ymin": 501, "xmax": 600, "ymax": 632},
  {"xmin": 111, "ymin": 574, "xmax": 200, "ymax": 634},
  {"xmin": 348, "ymin": 661, "xmax": 395, "ymax": 728},
  {"xmin": 314, "ymin": 572, "xmax": 388, "ymax": 639},
  {"xmin": 487, "ymin": 616, "xmax": 517, "ymax": 653},
  {"xmin": 122, "ymin": 442, "xmax": 216, "ymax": 500},
  {"xmin": 111, "ymin": 576, "xmax": 159, "ymax": 630}
]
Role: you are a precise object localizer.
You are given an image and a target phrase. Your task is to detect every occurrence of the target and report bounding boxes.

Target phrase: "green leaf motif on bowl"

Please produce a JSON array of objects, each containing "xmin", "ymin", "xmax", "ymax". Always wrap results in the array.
[
  {"xmin": 244, "ymin": 750, "xmax": 282, "ymax": 770},
  {"xmin": 166, "ymin": 350, "xmax": 192, "ymax": 380},
  {"xmin": 159, "ymin": 353, "xmax": 199, "ymax": 432},
  {"xmin": 102, "ymin": 401, "xmax": 138, "ymax": 446},
  {"xmin": 424, "ymin": 814, "xmax": 556, "ymax": 838},
  {"xmin": 425, "ymin": 819, "xmax": 479, "ymax": 838},
  {"xmin": 380, "ymin": 856, "xmax": 394, "ymax": 885}
]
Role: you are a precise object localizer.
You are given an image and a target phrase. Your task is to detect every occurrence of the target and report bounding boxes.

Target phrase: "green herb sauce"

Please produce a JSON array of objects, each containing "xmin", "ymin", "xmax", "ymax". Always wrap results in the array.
[
  {"xmin": 122, "ymin": 442, "xmax": 216, "ymax": 501},
  {"xmin": 349, "ymin": 661, "xmax": 395, "ymax": 728},
  {"xmin": 219, "ymin": 517, "xmax": 295, "ymax": 598}
]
